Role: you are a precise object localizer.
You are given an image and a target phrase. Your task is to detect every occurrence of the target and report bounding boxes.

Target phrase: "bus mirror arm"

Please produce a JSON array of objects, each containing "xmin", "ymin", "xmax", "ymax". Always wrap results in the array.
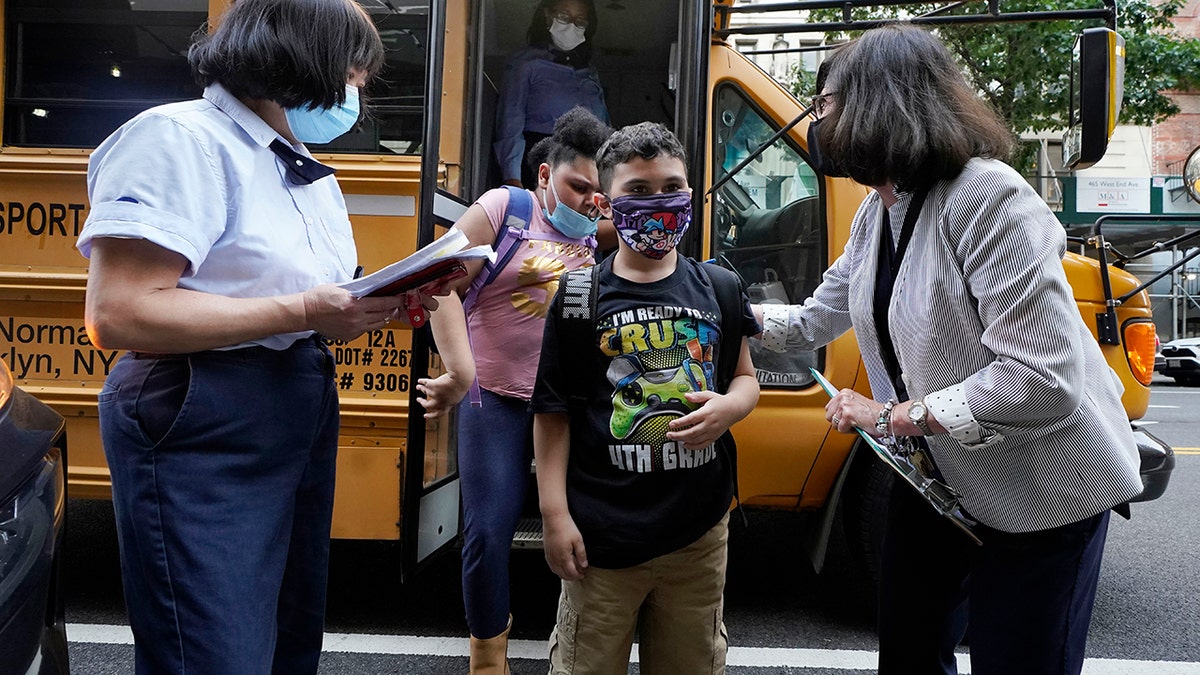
[{"xmin": 708, "ymin": 104, "xmax": 814, "ymax": 197}]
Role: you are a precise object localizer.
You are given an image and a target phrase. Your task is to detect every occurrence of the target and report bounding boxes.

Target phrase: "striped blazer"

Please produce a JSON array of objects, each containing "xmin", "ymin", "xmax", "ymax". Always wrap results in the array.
[{"xmin": 760, "ymin": 158, "xmax": 1142, "ymax": 533}]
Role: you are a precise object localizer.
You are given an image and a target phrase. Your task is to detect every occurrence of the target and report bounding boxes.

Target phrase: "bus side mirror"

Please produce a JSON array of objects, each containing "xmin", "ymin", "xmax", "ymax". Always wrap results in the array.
[
  {"xmin": 1063, "ymin": 27, "xmax": 1125, "ymax": 170},
  {"xmin": 1185, "ymin": 145, "xmax": 1200, "ymax": 204}
]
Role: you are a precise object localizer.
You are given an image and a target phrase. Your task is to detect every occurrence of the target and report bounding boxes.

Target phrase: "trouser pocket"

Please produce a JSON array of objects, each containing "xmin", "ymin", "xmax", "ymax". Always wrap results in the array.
[
  {"xmin": 134, "ymin": 357, "xmax": 192, "ymax": 446},
  {"xmin": 548, "ymin": 586, "xmax": 579, "ymax": 673}
]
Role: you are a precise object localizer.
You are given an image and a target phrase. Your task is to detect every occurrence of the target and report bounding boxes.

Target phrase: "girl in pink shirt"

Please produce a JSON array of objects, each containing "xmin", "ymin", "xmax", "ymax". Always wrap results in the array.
[{"xmin": 416, "ymin": 107, "xmax": 612, "ymax": 673}]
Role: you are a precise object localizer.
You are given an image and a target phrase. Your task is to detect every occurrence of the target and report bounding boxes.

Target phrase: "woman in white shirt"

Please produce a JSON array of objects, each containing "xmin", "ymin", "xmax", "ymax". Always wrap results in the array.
[{"xmin": 76, "ymin": 1, "xmax": 430, "ymax": 673}]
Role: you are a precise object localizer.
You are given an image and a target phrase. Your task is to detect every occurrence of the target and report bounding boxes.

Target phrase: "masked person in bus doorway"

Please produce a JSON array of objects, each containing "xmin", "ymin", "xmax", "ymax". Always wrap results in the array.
[
  {"xmin": 494, "ymin": 0, "xmax": 610, "ymax": 190},
  {"xmin": 531, "ymin": 122, "xmax": 761, "ymax": 674},
  {"xmin": 415, "ymin": 107, "xmax": 612, "ymax": 674},
  {"xmin": 753, "ymin": 24, "xmax": 1142, "ymax": 675},
  {"xmin": 75, "ymin": 1, "xmax": 440, "ymax": 673}
]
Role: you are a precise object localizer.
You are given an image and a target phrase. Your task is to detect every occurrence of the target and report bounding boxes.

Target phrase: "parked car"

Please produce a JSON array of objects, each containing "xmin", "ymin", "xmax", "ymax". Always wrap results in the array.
[
  {"xmin": 0, "ymin": 359, "xmax": 69, "ymax": 674},
  {"xmin": 1156, "ymin": 337, "xmax": 1200, "ymax": 386}
]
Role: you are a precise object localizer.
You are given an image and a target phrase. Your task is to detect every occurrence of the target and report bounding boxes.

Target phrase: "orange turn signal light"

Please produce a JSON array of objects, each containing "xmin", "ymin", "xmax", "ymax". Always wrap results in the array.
[{"xmin": 1124, "ymin": 321, "xmax": 1157, "ymax": 387}]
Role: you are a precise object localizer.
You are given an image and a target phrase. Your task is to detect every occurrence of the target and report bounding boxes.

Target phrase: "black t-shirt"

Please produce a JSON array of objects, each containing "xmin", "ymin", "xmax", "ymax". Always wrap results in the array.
[{"xmin": 532, "ymin": 255, "xmax": 760, "ymax": 568}]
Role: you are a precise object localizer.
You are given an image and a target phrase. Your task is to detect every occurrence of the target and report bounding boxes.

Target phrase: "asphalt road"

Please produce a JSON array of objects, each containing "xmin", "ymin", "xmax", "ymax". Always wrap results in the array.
[{"xmin": 62, "ymin": 378, "xmax": 1200, "ymax": 673}]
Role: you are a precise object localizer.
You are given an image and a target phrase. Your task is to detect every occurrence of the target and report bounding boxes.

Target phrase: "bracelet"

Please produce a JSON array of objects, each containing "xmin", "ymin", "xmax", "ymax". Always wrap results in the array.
[{"xmin": 875, "ymin": 400, "xmax": 896, "ymax": 437}]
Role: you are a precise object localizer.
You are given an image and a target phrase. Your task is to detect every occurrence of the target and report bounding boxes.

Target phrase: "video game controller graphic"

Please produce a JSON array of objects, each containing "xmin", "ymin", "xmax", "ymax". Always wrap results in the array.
[{"xmin": 607, "ymin": 353, "xmax": 708, "ymax": 439}]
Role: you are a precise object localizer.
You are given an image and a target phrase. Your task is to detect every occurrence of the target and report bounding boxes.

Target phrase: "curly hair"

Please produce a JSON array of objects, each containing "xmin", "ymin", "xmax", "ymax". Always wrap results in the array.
[
  {"xmin": 813, "ymin": 23, "xmax": 1013, "ymax": 192},
  {"xmin": 188, "ymin": 0, "xmax": 385, "ymax": 110},
  {"xmin": 526, "ymin": 106, "xmax": 614, "ymax": 172}
]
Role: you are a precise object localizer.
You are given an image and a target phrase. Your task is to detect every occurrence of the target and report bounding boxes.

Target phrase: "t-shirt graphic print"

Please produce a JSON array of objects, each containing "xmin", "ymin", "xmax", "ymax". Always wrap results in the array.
[{"xmin": 599, "ymin": 305, "xmax": 721, "ymax": 473}]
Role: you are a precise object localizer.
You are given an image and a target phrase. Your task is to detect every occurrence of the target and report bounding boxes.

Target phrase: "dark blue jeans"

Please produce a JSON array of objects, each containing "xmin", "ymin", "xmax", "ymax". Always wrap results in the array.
[
  {"xmin": 878, "ymin": 481, "xmax": 1110, "ymax": 675},
  {"xmin": 99, "ymin": 339, "xmax": 338, "ymax": 675},
  {"xmin": 457, "ymin": 389, "xmax": 533, "ymax": 639}
]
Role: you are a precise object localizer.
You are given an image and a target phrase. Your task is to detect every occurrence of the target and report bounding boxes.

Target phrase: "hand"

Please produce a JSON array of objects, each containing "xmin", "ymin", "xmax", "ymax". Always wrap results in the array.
[
  {"xmin": 502, "ymin": 178, "xmax": 523, "ymax": 188},
  {"xmin": 415, "ymin": 371, "xmax": 473, "ymax": 418},
  {"xmin": 666, "ymin": 390, "xmax": 741, "ymax": 450},
  {"xmin": 826, "ymin": 388, "xmax": 888, "ymax": 437},
  {"xmin": 542, "ymin": 512, "xmax": 588, "ymax": 581},
  {"xmin": 301, "ymin": 285, "xmax": 409, "ymax": 341}
]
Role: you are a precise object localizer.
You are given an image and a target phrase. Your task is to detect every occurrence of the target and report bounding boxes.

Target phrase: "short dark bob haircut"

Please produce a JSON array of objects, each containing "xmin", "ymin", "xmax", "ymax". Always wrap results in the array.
[
  {"xmin": 813, "ymin": 23, "xmax": 1013, "ymax": 192},
  {"xmin": 596, "ymin": 122, "xmax": 687, "ymax": 193},
  {"xmin": 527, "ymin": 106, "xmax": 613, "ymax": 172},
  {"xmin": 526, "ymin": 0, "xmax": 600, "ymax": 46},
  {"xmin": 189, "ymin": 0, "xmax": 385, "ymax": 110}
]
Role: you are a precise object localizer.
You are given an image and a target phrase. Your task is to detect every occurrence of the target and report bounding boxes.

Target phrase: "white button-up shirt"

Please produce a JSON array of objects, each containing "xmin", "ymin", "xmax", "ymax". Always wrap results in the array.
[{"xmin": 78, "ymin": 84, "xmax": 358, "ymax": 350}]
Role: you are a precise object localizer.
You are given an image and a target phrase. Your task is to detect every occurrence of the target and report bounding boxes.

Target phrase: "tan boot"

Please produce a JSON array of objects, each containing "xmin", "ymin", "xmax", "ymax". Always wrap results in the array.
[{"xmin": 468, "ymin": 615, "xmax": 512, "ymax": 674}]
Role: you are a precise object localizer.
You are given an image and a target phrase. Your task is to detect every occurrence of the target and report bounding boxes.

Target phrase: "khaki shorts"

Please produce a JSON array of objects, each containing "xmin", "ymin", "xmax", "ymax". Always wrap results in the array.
[{"xmin": 547, "ymin": 514, "xmax": 730, "ymax": 675}]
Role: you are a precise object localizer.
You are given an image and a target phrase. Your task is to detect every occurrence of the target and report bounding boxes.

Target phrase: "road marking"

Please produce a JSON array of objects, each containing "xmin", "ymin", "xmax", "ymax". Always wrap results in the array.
[
  {"xmin": 67, "ymin": 624, "xmax": 1200, "ymax": 673},
  {"xmin": 1147, "ymin": 404, "xmax": 1179, "ymax": 408},
  {"xmin": 1174, "ymin": 448, "xmax": 1200, "ymax": 455}
]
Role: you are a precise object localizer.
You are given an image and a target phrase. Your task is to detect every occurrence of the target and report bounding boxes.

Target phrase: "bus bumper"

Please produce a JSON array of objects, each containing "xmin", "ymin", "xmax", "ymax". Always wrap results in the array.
[{"xmin": 1130, "ymin": 423, "xmax": 1174, "ymax": 503}]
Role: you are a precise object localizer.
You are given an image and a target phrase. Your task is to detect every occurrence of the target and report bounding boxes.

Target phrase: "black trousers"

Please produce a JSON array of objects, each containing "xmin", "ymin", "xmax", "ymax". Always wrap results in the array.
[{"xmin": 877, "ymin": 482, "xmax": 1110, "ymax": 675}]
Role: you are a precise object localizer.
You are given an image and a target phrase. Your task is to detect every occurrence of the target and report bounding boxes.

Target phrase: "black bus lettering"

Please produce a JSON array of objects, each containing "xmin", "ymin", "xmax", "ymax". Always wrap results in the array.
[
  {"xmin": 362, "ymin": 372, "xmax": 408, "ymax": 392},
  {"xmin": 3, "ymin": 346, "xmax": 53, "ymax": 378},
  {"xmin": 0, "ymin": 318, "xmax": 87, "ymax": 345},
  {"xmin": 0, "ymin": 201, "xmax": 87, "ymax": 236},
  {"xmin": 73, "ymin": 348, "xmax": 119, "ymax": 376}
]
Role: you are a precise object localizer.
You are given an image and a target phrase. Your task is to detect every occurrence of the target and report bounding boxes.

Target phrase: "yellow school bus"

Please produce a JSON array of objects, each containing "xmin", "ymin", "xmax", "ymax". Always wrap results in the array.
[{"xmin": 0, "ymin": 0, "xmax": 1171, "ymax": 579}]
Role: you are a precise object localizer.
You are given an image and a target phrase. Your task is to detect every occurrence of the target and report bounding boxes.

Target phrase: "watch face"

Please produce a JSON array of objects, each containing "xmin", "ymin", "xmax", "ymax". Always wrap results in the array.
[{"xmin": 909, "ymin": 401, "xmax": 927, "ymax": 422}]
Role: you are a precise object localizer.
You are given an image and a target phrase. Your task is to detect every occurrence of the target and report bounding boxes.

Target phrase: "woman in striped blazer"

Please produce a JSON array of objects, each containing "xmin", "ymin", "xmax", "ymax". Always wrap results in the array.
[{"xmin": 756, "ymin": 24, "xmax": 1142, "ymax": 675}]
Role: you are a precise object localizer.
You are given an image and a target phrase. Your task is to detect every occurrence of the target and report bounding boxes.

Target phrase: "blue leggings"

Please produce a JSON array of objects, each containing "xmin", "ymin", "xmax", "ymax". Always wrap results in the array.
[{"xmin": 458, "ymin": 388, "xmax": 533, "ymax": 638}]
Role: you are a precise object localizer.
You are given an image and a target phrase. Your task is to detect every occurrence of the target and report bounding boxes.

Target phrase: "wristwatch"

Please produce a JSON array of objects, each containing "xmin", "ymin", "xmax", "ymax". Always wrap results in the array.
[{"xmin": 907, "ymin": 399, "xmax": 934, "ymax": 436}]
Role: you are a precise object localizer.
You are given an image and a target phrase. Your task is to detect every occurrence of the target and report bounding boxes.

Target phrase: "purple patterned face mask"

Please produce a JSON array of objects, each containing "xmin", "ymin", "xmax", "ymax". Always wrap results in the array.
[{"xmin": 609, "ymin": 191, "xmax": 692, "ymax": 260}]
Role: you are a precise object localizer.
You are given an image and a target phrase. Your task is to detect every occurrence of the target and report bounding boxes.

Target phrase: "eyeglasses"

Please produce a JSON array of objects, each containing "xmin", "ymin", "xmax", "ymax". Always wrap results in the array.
[
  {"xmin": 811, "ymin": 92, "xmax": 838, "ymax": 118},
  {"xmin": 552, "ymin": 11, "xmax": 589, "ymax": 29}
]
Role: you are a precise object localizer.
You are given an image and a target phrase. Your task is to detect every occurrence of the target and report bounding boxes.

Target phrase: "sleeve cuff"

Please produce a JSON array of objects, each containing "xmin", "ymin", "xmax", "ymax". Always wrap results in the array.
[
  {"xmin": 79, "ymin": 201, "xmax": 208, "ymax": 274},
  {"xmin": 758, "ymin": 303, "xmax": 791, "ymax": 353},
  {"xmin": 925, "ymin": 383, "xmax": 1004, "ymax": 449}
]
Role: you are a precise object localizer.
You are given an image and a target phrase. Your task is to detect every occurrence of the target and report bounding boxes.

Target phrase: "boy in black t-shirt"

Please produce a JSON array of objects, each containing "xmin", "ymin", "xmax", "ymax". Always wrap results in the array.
[{"xmin": 531, "ymin": 122, "xmax": 760, "ymax": 673}]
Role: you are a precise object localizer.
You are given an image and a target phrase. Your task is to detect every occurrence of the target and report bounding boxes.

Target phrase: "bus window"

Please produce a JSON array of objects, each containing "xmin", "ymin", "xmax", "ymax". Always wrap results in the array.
[
  {"xmin": 3, "ymin": 0, "xmax": 207, "ymax": 148},
  {"xmin": 3, "ymin": 0, "xmax": 427, "ymax": 154},
  {"xmin": 309, "ymin": 3, "xmax": 428, "ymax": 155},
  {"xmin": 711, "ymin": 84, "xmax": 824, "ymax": 388}
]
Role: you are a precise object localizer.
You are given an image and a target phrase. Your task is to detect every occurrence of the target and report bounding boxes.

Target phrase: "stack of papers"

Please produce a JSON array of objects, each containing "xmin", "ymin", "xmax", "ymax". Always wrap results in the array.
[
  {"xmin": 810, "ymin": 368, "xmax": 982, "ymax": 545},
  {"xmin": 340, "ymin": 228, "xmax": 494, "ymax": 298}
]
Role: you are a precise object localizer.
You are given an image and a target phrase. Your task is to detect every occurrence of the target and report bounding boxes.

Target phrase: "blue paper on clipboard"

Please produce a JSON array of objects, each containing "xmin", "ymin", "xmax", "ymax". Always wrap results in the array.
[{"xmin": 810, "ymin": 368, "xmax": 982, "ymax": 545}]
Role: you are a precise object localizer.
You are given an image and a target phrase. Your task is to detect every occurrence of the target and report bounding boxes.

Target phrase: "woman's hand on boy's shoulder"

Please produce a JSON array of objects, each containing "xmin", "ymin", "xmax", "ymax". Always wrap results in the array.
[{"xmin": 543, "ymin": 512, "xmax": 588, "ymax": 581}]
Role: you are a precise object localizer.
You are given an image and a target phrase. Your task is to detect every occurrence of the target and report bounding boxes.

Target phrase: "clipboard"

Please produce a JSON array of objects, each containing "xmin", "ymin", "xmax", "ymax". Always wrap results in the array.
[{"xmin": 810, "ymin": 368, "xmax": 982, "ymax": 545}]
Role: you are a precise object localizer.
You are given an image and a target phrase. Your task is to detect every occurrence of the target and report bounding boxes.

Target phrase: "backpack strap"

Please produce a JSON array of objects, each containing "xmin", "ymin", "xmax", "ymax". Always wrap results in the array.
[
  {"xmin": 558, "ymin": 261, "xmax": 602, "ymax": 413},
  {"xmin": 696, "ymin": 260, "xmax": 745, "ymax": 393},
  {"xmin": 461, "ymin": 185, "xmax": 535, "ymax": 405},
  {"xmin": 462, "ymin": 185, "xmax": 535, "ymax": 315},
  {"xmin": 696, "ymin": 259, "xmax": 749, "ymax": 521}
]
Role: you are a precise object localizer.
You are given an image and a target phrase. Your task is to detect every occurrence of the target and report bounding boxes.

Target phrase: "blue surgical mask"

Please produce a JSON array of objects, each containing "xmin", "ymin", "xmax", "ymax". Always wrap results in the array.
[
  {"xmin": 542, "ymin": 171, "xmax": 600, "ymax": 238},
  {"xmin": 285, "ymin": 84, "xmax": 360, "ymax": 144}
]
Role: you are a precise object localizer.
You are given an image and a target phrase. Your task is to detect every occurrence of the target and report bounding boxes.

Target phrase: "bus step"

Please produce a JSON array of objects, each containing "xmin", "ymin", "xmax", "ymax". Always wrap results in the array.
[{"xmin": 512, "ymin": 517, "xmax": 544, "ymax": 549}]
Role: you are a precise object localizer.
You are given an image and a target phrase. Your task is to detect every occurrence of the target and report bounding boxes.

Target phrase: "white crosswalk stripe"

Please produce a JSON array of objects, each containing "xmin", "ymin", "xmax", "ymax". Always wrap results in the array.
[{"xmin": 68, "ymin": 623, "xmax": 1200, "ymax": 673}]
